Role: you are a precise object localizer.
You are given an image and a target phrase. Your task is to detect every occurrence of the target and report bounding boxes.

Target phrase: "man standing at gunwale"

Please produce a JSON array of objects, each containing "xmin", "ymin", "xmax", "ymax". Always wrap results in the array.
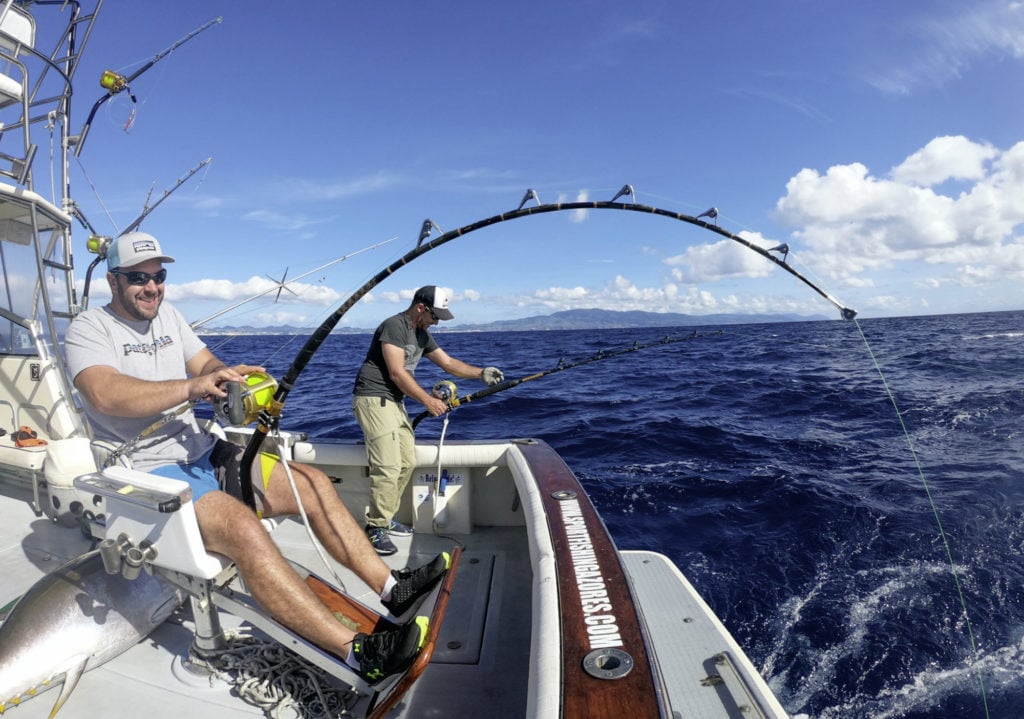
[{"xmin": 353, "ymin": 285, "xmax": 503, "ymax": 555}]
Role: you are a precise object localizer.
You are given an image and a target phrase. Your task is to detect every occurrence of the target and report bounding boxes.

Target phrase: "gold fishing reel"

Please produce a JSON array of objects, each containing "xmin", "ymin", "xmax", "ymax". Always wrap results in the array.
[
  {"xmin": 212, "ymin": 371, "xmax": 278, "ymax": 426},
  {"xmin": 100, "ymin": 69, "xmax": 129, "ymax": 94},
  {"xmin": 431, "ymin": 380, "xmax": 457, "ymax": 404}
]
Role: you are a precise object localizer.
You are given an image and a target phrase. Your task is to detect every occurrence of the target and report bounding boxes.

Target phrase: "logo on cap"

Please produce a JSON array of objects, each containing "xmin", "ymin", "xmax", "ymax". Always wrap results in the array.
[{"xmin": 107, "ymin": 231, "xmax": 175, "ymax": 269}]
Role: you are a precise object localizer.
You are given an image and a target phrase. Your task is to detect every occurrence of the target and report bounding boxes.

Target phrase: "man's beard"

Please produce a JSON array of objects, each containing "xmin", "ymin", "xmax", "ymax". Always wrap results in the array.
[{"xmin": 116, "ymin": 284, "xmax": 162, "ymax": 322}]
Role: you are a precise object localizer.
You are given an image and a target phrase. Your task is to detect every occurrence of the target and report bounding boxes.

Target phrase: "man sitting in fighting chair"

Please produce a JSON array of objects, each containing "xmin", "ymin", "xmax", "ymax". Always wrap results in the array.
[{"xmin": 64, "ymin": 232, "xmax": 448, "ymax": 683}]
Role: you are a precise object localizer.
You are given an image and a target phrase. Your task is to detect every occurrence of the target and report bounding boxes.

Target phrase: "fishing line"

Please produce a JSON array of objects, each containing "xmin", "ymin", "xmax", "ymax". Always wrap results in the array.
[
  {"xmin": 432, "ymin": 415, "xmax": 449, "ymax": 527},
  {"xmin": 852, "ymin": 318, "xmax": 991, "ymax": 718},
  {"xmin": 423, "ymin": 414, "xmax": 467, "ymax": 549},
  {"xmin": 273, "ymin": 431, "xmax": 348, "ymax": 593},
  {"xmin": 72, "ymin": 154, "xmax": 121, "ymax": 234}
]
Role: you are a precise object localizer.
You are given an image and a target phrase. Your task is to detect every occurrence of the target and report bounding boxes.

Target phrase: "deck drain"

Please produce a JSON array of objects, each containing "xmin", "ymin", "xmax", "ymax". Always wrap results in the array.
[{"xmin": 582, "ymin": 647, "xmax": 634, "ymax": 680}]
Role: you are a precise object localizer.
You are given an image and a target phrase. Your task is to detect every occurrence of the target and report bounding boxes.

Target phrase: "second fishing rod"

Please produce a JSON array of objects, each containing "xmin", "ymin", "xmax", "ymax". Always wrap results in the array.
[{"xmin": 412, "ymin": 329, "xmax": 722, "ymax": 429}]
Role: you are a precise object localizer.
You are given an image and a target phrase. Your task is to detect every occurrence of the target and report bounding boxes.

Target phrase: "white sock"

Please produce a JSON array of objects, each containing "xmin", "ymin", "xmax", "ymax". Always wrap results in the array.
[
  {"xmin": 380, "ymin": 574, "xmax": 397, "ymax": 602},
  {"xmin": 346, "ymin": 646, "xmax": 358, "ymax": 668}
]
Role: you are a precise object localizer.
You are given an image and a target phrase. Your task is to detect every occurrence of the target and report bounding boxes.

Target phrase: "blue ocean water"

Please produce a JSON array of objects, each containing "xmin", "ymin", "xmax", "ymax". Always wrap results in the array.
[{"xmin": 203, "ymin": 309, "xmax": 1024, "ymax": 718}]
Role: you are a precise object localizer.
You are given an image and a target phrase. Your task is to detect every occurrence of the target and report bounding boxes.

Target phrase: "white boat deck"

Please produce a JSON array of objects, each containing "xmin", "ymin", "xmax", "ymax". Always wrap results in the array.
[
  {"xmin": 622, "ymin": 550, "xmax": 790, "ymax": 718},
  {"xmin": 1, "ymin": 440, "xmax": 795, "ymax": 719},
  {"xmin": 0, "ymin": 482, "xmax": 535, "ymax": 718}
]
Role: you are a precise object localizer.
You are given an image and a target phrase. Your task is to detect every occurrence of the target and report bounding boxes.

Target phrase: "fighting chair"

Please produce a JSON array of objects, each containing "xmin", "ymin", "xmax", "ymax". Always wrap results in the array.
[{"xmin": 75, "ymin": 466, "xmax": 459, "ymax": 718}]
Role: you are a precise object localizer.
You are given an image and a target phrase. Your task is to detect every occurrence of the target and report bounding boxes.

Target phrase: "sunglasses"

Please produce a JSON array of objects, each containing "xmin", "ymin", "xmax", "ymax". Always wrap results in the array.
[
  {"xmin": 112, "ymin": 268, "xmax": 167, "ymax": 286},
  {"xmin": 425, "ymin": 306, "xmax": 439, "ymax": 321}
]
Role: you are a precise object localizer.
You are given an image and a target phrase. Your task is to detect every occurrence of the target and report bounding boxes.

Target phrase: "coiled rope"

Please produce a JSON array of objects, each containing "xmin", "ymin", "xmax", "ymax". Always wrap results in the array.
[{"xmin": 187, "ymin": 630, "xmax": 361, "ymax": 718}]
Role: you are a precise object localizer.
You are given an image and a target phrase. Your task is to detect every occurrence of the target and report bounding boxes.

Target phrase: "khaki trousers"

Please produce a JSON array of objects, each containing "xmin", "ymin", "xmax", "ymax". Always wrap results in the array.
[{"xmin": 352, "ymin": 395, "xmax": 416, "ymax": 529}]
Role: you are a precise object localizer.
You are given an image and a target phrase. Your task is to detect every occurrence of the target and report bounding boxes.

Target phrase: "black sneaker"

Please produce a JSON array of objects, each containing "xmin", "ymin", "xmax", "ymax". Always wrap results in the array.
[
  {"xmin": 366, "ymin": 526, "xmax": 398, "ymax": 556},
  {"xmin": 382, "ymin": 552, "xmax": 450, "ymax": 620},
  {"xmin": 351, "ymin": 616, "xmax": 429, "ymax": 684}
]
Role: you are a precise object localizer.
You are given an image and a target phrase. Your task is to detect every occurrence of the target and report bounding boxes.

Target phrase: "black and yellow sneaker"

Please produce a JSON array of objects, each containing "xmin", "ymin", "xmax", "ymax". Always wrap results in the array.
[
  {"xmin": 381, "ymin": 551, "xmax": 450, "ymax": 621},
  {"xmin": 352, "ymin": 616, "xmax": 429, "ymax": 684}
]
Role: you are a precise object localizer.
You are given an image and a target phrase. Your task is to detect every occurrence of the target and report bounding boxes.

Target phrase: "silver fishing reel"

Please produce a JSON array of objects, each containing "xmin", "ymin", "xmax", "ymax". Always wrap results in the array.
[{"xmin": 431, "ymin": 380, "xmax": 457, "ymax": 403}]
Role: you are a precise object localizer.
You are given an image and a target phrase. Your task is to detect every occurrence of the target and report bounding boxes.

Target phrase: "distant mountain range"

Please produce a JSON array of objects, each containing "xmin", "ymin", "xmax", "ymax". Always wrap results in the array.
[
  {"xmin": 459, "ymin": 308, "xmax": 827, "ymax": 332},
  {"xmin": 203, "ymin": 308, "xmax": 829, "ymax": 335}
]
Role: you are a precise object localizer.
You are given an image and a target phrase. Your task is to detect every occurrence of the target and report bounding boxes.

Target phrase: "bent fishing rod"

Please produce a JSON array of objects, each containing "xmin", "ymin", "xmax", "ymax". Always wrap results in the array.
[
  {"xmin": 238, "ymin": 185, "xmax": 857, "ymax": 510},
  {"xmin": 411, "ymin": 330, "xmax": 722, "ymax": 429}
]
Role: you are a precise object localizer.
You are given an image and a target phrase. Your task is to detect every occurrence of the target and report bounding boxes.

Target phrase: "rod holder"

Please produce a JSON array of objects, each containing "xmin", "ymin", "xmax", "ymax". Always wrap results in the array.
[
  {"xmin": 121, "ymin": 543, "xmax": 157, "ymax": 581},
  {"xmin": 99, "ymin": 537, "xmax": 123, "ymax": 574}
]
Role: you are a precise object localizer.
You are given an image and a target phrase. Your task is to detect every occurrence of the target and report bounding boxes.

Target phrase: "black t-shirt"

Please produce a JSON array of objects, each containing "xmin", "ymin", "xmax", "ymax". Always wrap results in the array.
[{"xmin": 353, "ymin": 312, "xmax": 439, "ymax": 401}]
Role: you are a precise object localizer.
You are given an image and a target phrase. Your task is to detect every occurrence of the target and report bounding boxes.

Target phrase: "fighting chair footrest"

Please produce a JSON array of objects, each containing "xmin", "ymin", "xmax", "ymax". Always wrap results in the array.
[{"xmin": 205, "ymin": 546, "xmax": 461, "ymax": 717}]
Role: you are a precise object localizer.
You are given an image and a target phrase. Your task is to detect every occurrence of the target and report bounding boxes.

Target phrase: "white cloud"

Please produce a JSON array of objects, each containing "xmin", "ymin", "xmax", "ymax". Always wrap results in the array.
[
  {"xmin": 242, "ymin": 209, "xmax": 330, "ymax": 232},
  {"xmin": 775, "ymin": 136, "xmax": 1024, "ymax": 286},
  {"xmin": 722, "ymin": 87, "xmax": 831, "ymax": 122},
  {"xmin": 284, "ymin": 170, "xmax": 403, "ymax": 201},
  {"xmin": 169, "ymin": 193, "xmax": 224, "ymax": 215},
  {"xmin": 891, "ymin": 136, "xmax": 998, "ymax": 186},
  {"xmin": 517, "ymin": 274, "xmax": 821, "ymax": 317},
  {"xmin": 245, "ymin": 310, "xmax": 315, "ymax": 327},
  {"xmin": 664, "ymin": 234, "xmax": 777, "ymax": 282},
  {"xmin": 557, "ymin": 190, "xmax": 590, "ymax": 223},
  {"xmin": 534, "ymin": 285, "xmax": 589, "ymax": 305},
  {"xmin": 865, "ymin": 1, "xmax": 1024, "ymax": 94},
  {"xmin": 169, "ymin": 276, "xmax": 342, "ymax": 306}
]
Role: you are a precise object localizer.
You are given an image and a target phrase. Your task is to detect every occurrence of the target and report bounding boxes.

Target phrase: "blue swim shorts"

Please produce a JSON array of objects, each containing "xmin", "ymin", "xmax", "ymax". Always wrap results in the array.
[{"xmin": 149, "ymin": 439, "xmax": 278, "ymax": 506}]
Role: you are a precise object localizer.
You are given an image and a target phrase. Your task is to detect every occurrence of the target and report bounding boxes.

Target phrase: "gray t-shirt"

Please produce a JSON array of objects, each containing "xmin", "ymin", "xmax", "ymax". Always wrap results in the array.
[
  {"xmin": 353, "ymin": 312, "xmax": 439, "ymax": 401},
  {"xmin": 64, "ymin": 302, "xmax": 216, "ymax": 470}
]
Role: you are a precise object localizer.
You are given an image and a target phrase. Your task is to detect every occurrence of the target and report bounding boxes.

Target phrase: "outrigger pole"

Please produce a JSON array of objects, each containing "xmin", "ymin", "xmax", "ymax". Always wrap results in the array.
[
  {"xmin": 189, "ymin": 237, "xmax": 399, "ymax": 331},
  {"xmin": 238, "ymin": 186, "xmax": 857, "ymax": 510},
  {"xmin": 411, "ymin": 330, "xmax": 722, "ymax": 429},
  {"xmin": 122, "ymin": 158, "xmax": 213, "ymax": 236},
  {"xmin": 79, "ymin": 158, "xmax": 214, "ymax": 310}
]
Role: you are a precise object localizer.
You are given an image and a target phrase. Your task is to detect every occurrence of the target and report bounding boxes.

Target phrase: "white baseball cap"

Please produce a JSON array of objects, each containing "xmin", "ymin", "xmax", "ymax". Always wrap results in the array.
[{"xmin": 107, "ymin": 231, "xmax": 175, "ymax": 270}]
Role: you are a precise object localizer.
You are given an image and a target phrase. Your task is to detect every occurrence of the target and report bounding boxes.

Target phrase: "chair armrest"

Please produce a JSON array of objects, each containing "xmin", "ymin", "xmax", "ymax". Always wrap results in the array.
[
  {"xmin": 78, "ymin": 465, "xmax": 226, "ymax": 579},
  {"xmin": 74, "ymin": 467, "xmax": 189, "ymax": 514}
]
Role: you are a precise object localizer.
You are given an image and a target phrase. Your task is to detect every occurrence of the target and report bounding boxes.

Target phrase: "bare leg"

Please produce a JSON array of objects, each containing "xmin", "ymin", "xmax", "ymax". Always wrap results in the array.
[
  {"xmin": 195, "ymin": 491, "xmax": 356, "ymax": 657},
  {"xmin": 260, "ymin": 460, "xmax": 392, "ymax": 594}
]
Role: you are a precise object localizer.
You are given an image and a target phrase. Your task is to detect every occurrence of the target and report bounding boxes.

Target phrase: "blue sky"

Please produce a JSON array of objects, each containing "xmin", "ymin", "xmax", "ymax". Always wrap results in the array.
[{"xmin": 54, "ymin": 1, "xmax": 1024, "ymax": 329}]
